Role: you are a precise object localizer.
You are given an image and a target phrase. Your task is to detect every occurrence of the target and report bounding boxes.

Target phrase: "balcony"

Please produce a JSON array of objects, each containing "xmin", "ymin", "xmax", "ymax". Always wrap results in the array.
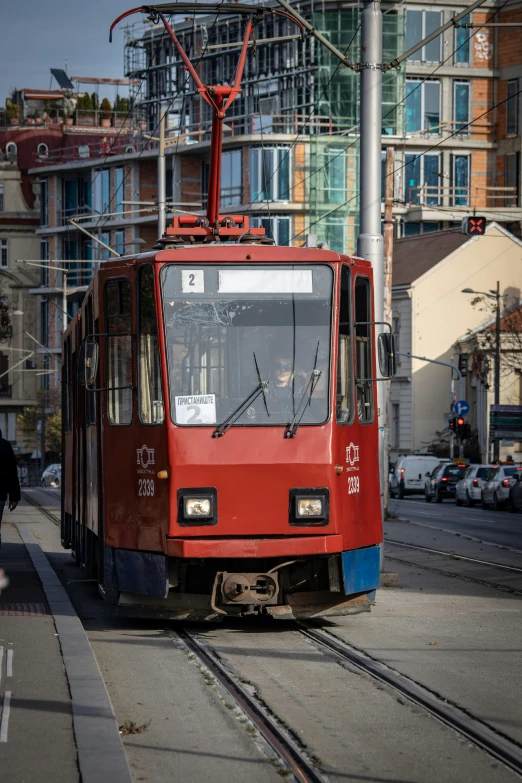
[{"xmin": 406, "ymin": 185, "xmax": 518, "ymax": 209}]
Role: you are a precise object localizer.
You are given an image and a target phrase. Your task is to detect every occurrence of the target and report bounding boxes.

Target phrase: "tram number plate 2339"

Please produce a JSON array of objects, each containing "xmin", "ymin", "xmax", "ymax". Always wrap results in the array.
[
  {"xmin": 347, "ymin": 476, "xmax": 360, "ymax": 494},
  {"xmin": 138, "ymin": 479, "xmax": 155, "ymax": 497}
]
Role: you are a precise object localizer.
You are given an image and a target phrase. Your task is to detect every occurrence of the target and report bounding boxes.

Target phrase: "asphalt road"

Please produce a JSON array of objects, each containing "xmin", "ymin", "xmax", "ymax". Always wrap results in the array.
[{"xmin": 389, "ymin": 495, "xmax": 522, "ymax": 550}]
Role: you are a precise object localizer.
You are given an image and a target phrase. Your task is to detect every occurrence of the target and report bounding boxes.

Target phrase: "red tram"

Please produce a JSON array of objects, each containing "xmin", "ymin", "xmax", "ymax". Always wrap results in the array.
[{"xmin": 61, "ymin": 3, "xmax": 396, "ymax": 620}]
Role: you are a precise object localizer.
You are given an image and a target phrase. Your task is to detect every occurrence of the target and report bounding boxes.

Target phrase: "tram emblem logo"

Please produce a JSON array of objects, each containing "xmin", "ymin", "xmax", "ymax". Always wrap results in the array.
[
  {"xmin": 137, "ymin": 445, "xmax": 155, "ymax": 471},
  {"xmin": 346, "ymin": 443, "xmax": 360, "ymax": 468}
]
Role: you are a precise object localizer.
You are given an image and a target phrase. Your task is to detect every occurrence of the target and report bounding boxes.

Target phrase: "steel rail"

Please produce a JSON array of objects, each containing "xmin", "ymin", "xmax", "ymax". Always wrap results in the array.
[
  {"xmin": 178, "ymin": 629, "xmax": 326, "ymax": 783},
  {"xmin": 384, "ymin": 552, "xmax": 522, "ymax": 596},
  {"xmin": 296, "ymin": 623, "xmax": 522, "ymax": 777},
  {"xmin": 21, "ymin": 490, "xmax": 60, "ymax": 527},
  {"xmin": 385, "ymin": 538, "xmax": 522, "ymax": 574}
]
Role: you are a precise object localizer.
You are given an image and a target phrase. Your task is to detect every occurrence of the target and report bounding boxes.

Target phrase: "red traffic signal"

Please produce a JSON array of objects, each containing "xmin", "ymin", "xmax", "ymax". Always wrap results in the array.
[
  {"xmin": 457, "ymin": 416, "xmax": 465, "ymax": 427},
  {"xmin": 462, "ymin": 216, "xmax": 486, "ymax": 236}
]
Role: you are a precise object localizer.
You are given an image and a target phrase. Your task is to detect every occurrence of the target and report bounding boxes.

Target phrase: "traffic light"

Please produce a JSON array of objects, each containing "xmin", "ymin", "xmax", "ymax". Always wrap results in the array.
[
  {"xmin": 448, "ymin": 415, "xmax": 456, "ymax": 433},
  {"xmin": 456, "ymin": 416, "xmax": 465, "ymax": 439},
  {"xmin": 462, "ymin": 216, "xmax": 486, "ymax": 236}
]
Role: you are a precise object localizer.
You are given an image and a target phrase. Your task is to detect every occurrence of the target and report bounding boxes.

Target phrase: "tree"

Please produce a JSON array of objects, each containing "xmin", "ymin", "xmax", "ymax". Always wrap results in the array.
[
  {"xmin": 100, "ymin": 97, "xmax": 113, "ymax": 120},
  {"xmin": 427, "ymin": 427, "xmax": 482, "ymax": 463},
  {"xmin": 17, "ymin": 390, "xmax": 62, "ymax": 458}
]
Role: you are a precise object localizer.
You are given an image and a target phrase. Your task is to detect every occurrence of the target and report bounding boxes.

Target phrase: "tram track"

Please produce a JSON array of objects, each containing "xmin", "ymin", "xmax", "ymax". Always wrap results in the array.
[
  {"xmin": 384, "ymin": 538, "xmax": 522, "ymax": 596},
  {"xmin": 21, "ymin": 489, "xmax": 60, "ymax": 527},
  {"xmin": 294, "ymin": 623, "xmax": 522, "ymax": 778},
  {"xmin": 171, "ymin": 627, "xmax": 326, "ymax": 783}
]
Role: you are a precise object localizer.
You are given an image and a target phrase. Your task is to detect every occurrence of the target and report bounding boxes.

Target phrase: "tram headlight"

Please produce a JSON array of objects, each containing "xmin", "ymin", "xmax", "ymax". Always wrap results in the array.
[
  {"xmin": 184, "ymin": 497, "xmax": 213, "ymax": 517},
  {"xmin": 297, "ymin": 498, "xmax": 324, "ymax": 517}
]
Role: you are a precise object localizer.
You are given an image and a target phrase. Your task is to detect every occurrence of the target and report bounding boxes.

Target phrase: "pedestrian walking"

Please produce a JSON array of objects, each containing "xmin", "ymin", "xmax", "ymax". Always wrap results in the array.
[{"xmin": 0, "ymin": 430, "xmax": 20, "ymax": 551}]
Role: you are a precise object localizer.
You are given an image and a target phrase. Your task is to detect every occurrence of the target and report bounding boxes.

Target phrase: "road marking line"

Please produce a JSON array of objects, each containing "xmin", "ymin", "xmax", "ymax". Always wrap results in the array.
[
  {"xmin": 6, "ymin": 648, "xmax": 13, "ymax": 678},
  {"xmin": 0, "ymin": 691, "xmax": 11, "ymax": 742}
]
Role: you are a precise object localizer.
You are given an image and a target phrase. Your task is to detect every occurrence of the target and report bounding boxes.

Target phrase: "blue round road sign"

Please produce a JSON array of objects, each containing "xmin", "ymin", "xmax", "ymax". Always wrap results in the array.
[{"xmin": 454, "ymin": 400, "xmax": 470, "ymax": 416}]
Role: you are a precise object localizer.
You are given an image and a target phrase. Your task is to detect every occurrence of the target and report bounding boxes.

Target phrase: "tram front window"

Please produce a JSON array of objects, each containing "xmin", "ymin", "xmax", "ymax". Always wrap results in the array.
[{"xmin": 161, "ymin": 264, "xmax": 333, "ymax": 427}]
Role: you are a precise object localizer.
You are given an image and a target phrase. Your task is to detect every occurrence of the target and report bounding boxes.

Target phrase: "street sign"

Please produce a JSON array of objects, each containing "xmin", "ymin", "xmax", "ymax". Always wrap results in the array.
[
  {"xmin": 490, "ymin": 405, "xmax": 522, "ymax": 440},
  {"xmin": 454, "ymin": 400, "xmax": 470, "ymax": 416}
]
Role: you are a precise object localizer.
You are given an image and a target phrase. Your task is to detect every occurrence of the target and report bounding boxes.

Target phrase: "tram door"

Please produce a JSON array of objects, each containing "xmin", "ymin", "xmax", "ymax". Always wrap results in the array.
[
  {"xmin": 335, "ymin": 266, "xmax": 381, "ymax": 548},
  {"xmin": 100, "ymin": 267, "xmax": 169, "ymax": 553}
]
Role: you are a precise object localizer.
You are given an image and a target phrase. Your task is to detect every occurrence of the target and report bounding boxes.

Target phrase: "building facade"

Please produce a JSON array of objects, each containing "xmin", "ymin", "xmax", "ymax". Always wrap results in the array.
[{"xmin": 390, "ymin": 223, "xmax": 522, "ymax": 464}]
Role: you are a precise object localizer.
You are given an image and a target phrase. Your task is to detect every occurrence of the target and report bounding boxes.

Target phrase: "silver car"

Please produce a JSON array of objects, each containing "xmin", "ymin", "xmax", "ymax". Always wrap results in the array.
[
  {"xmin": 455, "ymin": 465, "xmax": 493, "ymax": 507},
  {"xmin": 40, "ymin": 463, "xmax": 61, "ymax": 488},
  {"xmin": 481, "ymin": 465, "xmax": 522, "ymax": 510}
]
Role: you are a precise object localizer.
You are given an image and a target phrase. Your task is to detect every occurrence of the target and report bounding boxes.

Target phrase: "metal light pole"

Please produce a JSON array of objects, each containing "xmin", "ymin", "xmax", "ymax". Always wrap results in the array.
[
  {"xmin": 158, "ymin": 109, "xmax": 167, "ymax": 237},
  {"xmin": 462, "ymin": 283, "xmax": 501, "ymax": 461}
]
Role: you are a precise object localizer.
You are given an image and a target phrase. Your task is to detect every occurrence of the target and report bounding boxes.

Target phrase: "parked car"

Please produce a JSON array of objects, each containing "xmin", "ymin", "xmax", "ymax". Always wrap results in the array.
[
  {"xmin": 507, "ymin": 471, "xmax": 522, "ymax": 512},
  {"xmin": 40, "ymin": 463, "xmax": 61, "ymax": 488},
  {"xmin": 455, "ymin": 465, "xmax": 494, "ymax": 507},
  {"xmin": 425, "ymin": 462, "xmax": 468, "ymax": 503},
  {"xmin": 389, "ymin": 455, "xmax": 442, "ymax": 498},
  {"xmin": 482, "ymin": 464, "xmax": 522, "ymax": 510}
]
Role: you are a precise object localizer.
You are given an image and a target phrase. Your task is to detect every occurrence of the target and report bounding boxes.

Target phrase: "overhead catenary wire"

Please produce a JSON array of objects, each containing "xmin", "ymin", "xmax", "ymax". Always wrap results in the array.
[
  {"xmin": 290, "ymin": 84, "xmax": 522, "ymax": 242},
  {"xmin": 255, "ymin": 0, "xmax": 513, "ymax": 229}
]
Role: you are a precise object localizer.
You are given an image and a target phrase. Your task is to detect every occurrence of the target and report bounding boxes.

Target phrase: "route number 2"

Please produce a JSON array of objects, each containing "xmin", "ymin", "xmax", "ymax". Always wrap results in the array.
[
  {"xmin": 348, "ymin": 476, "xmax": 360, "ymax": 494},
  {"xmin": 138, "ymin": 479, "xmax": 155, "ymax": 497}
]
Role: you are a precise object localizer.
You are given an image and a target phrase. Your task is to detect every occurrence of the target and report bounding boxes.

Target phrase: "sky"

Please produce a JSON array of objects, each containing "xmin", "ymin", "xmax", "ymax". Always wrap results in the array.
[{"xmin": 0, "ymin": 0, "xmax": 140, "ymax": 102}]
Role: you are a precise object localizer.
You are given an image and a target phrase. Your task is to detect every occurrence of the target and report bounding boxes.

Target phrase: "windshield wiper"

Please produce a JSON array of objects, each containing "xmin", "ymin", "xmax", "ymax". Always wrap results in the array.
[
  {"xmin": 212, "ymin": 353, "xmax": 270, "ymax": 438},
  {"xmin": 284, "ymin": 342, "xmax": 321, "ymax": 439}
]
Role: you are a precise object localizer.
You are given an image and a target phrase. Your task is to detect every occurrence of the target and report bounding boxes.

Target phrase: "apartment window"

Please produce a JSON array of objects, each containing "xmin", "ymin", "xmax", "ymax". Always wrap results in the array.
[
  {"xmin": 323, "ymin": 216, "xmax": 346, "ymax": 254},
  {"xmin": 453, "ymin": 155, "xmax": 470, "ymax": 206},
  {"xmin": 455, "ymin": 15, "xmax": 471, "ymax": 64},
  {"xmin": 505, "ymin": 154, "xmax": 520, "ymax": 206},
  {"xmin": 41, "ymin": 355, "xmax": 50, "ymax": 391},
  {"xmin": 250, "ymin": 147, "xmax": 290, "ymax": 202},
  {"xmin": 115, "ymin": 231, "xmax": 125, "ymax": 256},
  {"xmin": 403, "ymin": 221, "xmax": 441, "ymax": 235},
  {"xmin": 404, "ymin": 154, "xmax": 440, "ymax": 205},
  {"xmin": 0, "ymin": 239, "xmax": 7, "ymax": 268},
  {"xmin": 507, "ymin": 81, "xmax": 519, "ymax": 136},
  {"xmin": 250, "ymin": 215, "xmax": 291, "ymax": 246},
  {"xmin": 406, "ymin": 11, "xmax": 442, "ymax": 62},
  {"xmin": 41, "ymin": 299, "xmax": 49, "ymax": 347},
  {"xmin": 105, "ymin": 277, "xmax": 133, "ymax": 425},
  {"xmin": 40, "ymin": 239, "xmax": 50, "ymax": 286},
  {"xmin": 454, "ymin": 82, "xmax": 470, "ymax": 134},
  {"xmin": 0, "ymin": 184, "xmax": 4, "ymax": 212},
  {"xmin": 138, "ymin": 265, "xmax": 164, "ymax": 424},
  {"xmin": 221, "ymin": 150, "xmax": 242, "ymax": 207},
  {"xmin": 40, "ymin": 179, "xmax": 48, "ymax": 226},
  {"xmin": 392, "ymin": 403, "xmax": 400, "ymax": 448},
  {"xmin": 5, "ymin": 142, "xmax": 17, "ymax": 159},
  {"xmin": 405, "ymin": 80, "xmax": 440, "ymax": 134},
  {"xmin": 323, "ymin": 148, "xmax": 347, "ymax": 204},
  {"xmin": 101, "ymin": 231, "xmax": 111, "ymax": 262},
  {"xmin": 93, "ymin": 168, "xmax": 110, "ymax": 215},
  {"xmin": 115, "ymin": 167, "xmax": 124, "ymax": 214}
]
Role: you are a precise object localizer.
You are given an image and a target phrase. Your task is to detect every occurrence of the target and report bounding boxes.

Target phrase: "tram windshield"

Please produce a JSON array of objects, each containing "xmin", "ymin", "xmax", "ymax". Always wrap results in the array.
[{"xmin": 161, "ymin": 264, "xmax": 333, "ymax": 427}]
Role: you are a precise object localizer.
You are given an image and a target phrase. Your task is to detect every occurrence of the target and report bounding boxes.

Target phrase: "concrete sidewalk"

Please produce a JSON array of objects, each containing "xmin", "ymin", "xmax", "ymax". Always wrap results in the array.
[
  {"xmin": 0, "ymin": 502, "xmax": 131, "ymax": 783},
  {"xmin": 0, "ymin": 512, "xmax": 79, "ymax": 783}
]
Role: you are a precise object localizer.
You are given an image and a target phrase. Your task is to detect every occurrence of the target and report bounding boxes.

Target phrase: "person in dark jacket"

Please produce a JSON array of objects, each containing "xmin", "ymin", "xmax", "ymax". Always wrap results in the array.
[{"xmin": 0, "ymin": 430, "xmax": 20, "ymax": 550}]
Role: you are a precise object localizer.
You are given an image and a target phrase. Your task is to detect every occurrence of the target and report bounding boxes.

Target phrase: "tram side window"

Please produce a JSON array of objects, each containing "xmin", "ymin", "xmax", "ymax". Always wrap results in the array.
[
  {"xmin": 355, "ymin": 277, "xmax": 374, "ymax": 423},
  {"xmin": 138, "ymin": 265, "xmax": 164, "ymax": 424},
  {"xmin": 336, "ymin": 265, "xmax": 353, "ymax": 424},
  {"xmin": 64, "ymin": 336, "xmax": 72, "ymax": 433},
  {"xmin": 105, "ymin": 277, "xmax": 133, "ymax": 425},
  {"xmin": 85, "ymin": 295, "xmax": 96, "ymax": 426}
]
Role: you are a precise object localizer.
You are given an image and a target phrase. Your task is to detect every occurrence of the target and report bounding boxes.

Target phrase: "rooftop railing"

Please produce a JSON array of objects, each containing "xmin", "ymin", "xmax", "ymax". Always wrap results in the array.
[{"xmin": 406, "ymin": 185, "xmax": 518, "ymax": 208}]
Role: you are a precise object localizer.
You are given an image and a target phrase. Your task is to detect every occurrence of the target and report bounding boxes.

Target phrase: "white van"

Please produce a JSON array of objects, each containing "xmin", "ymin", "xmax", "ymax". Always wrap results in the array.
[{"xmin": 390, "ymin": 455, "xmax": 442, "ymax": 498}]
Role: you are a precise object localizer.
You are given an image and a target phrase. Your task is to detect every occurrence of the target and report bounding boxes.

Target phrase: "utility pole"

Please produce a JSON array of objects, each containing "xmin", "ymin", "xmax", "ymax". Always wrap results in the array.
[
  {"xmin": 494, "ymin": 280, "xmax": 501, "ymax": 462},
  {"xmin": 357, "ymin": 0, "xmax": 386, "ymax": 525},
  {"xmin": 383, "ymin": 146, "xmax": 394, "ymax": 510},
  {"xmin": 158, "ymin": 109, "xmax": 167, "ymax": 237}
]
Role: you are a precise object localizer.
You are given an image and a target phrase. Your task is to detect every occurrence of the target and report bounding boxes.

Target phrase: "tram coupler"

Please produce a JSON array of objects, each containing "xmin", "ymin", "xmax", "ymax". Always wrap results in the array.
[{"xmin": 211, "ymin": 571, "xmax": 279, "ymax": 614}]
